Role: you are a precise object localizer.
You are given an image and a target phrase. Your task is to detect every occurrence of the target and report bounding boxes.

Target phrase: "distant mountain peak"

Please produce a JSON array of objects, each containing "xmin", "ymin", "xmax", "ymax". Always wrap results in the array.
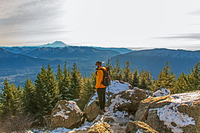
[
  {"xmin": 41, "ymin": 41, "xmax": 69, "ymax": 47},
  {"xmin": 0, "ymin": 47, "xmax": 7, "ymax": 52}
]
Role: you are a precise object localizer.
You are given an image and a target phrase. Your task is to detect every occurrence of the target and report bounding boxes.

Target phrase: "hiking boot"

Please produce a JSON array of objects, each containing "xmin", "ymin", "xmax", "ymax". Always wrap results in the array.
[{"xmin": 102, "ymin": 109, "xmax": 106, "ymax": 112}]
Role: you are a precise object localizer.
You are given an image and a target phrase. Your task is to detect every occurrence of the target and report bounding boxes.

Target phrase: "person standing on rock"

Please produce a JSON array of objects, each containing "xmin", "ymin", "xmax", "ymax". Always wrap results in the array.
[{"xmin": 95, "ymin": 61, "xmax": 106, "ymax": 112}]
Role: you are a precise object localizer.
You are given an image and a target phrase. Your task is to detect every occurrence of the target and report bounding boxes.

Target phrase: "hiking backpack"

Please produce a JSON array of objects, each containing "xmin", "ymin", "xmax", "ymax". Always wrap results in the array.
[{"xmin": 99, "ymin": 66, "xmax": 111, "ymax": 86}]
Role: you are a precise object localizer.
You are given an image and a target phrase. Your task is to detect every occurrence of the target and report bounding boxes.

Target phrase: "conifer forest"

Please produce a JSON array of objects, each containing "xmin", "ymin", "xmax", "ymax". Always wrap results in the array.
[{"xmin": 0, "ymin": 59, "xmax": 199, "ymax": 127}]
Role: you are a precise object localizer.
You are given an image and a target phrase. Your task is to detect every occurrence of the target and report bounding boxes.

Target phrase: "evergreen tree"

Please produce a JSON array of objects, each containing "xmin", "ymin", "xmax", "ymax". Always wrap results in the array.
[
  {"xmin": 106, "ymin": 57, "xmax": 113, "ymax": 80},
  {"xmin": 140, "ymin": 76, "xmax": 148, "ymax": 89},
  {"xmin": 131, "ymin": 67, "xmax": 140, "ymax": 88},
  {"xmin": 123, "ymin": 60, "xmax": 132, "ymax": 83},
  {"xmin": 0, "ymin": 79, "xmax": 20, "ymax": 118},
  {"xmin": 172, "ymin": 72, "xmax": 188, "ymax": 93},
  {"xmin": 35, "ymin": 64, "xmax": 59, "ymax": 123},
  {"xmin": 155, "ymin": 62, "xmax": 176, "ymax": 92},
  {"xmin": 15, "ymin": 85, "xmax": 23, "ymax": 113},
  {"xmin": 190, "ymin": 61, "xmax": 200, "ymax": 89},
  {"xmin": 69, "ymin": 63, "xmax": 83, "ymax": 99},
  {"xmin": 186, "ymin": 61, "xmax": 200, "ymax": 91},
  {"xmin": 35, "ymin": 66, "xmax": 47, "ymax": 122},
  {"xmin": 56, "ymin": 64, "xmax": 64, "ymax": 100},
  {"xmin": 112, "ymin": 57, "xmax": 123, "ymax": 81},
  {"xmin": 23, "ymin": 77, "xmax": 37, "ymax": 114},
  {"xmin": 45, "ymin": 64, "xmax": 59, "ymax": 112},
  {"xmin": 61, "ymin": 61, "xmax": 71, "ymax": 100},
  {"xmin": 80, "ymin": 76, "xmax": 94, "ymax": 104},
  {"xmin": 90, "ymin": 72, "xmax": 96, "ymax": 88},
  {"xmin": 139, "ymin": 69, "xmax": 152, "ymax": 90},
  {"xmin": 9, "ymin": 82, "xmax": 19, "ymax": 115}
]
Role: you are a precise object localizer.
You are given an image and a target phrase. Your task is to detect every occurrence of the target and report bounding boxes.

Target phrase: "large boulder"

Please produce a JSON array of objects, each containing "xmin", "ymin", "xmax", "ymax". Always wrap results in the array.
[
  {"xmin": 100, "ymin": 88, "xmax": 147, "ymax": 127},
  {"xmin": 146, "ymin": 110, "xmax": 172, "ymax": 133},
  {"xmin": 134, "ymin": 96, "xmax": 170, "ymax": 122},
  {"xmin": 84, "ymin": 101, "xmax": 103, "ymax": 122},
  {"xmin": 125, "ymin": 121, "xmax": 159, "ymax": 133},
  {"xmin": 51, "ymin": 100, "xmax": 83, "ymax": 130},
  {"xmin": 108, "ymin": 88, "xmax": 147, "ymax": 114},
  {"xmin": 135, "ymin": 91, "xmax": 200, "ymax": 133}
]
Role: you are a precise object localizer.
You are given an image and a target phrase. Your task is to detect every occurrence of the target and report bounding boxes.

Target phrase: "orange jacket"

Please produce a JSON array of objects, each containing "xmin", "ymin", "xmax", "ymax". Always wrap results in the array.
[{"xmin": 95, "ymin": 67, "xmax": 106, "ymax": 89}]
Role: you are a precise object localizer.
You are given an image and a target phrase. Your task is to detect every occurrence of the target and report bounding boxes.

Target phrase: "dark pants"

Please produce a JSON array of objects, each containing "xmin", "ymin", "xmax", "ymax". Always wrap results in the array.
[{"xmin": 97, "ymin": 88, "xmax": 106, "ymax": 110}]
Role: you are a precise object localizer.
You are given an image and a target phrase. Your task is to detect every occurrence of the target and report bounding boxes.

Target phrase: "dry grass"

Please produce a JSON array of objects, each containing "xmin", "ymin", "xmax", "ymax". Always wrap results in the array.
[{"xmin": 1, "ymin": 113, "xmax": 36, "ymax": 133}]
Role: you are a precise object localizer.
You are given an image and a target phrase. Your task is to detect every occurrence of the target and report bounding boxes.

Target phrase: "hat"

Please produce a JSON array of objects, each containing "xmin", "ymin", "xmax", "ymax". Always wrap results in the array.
[{"xmin": 95, "ymin": 61, "xmax": 102, "ymax": 66}]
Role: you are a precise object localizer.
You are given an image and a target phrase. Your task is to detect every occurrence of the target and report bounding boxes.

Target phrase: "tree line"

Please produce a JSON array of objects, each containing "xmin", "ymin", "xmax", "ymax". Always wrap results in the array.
[{"xmin": 0, "ymin": 59, "xmax": 199, "ymax": 126}]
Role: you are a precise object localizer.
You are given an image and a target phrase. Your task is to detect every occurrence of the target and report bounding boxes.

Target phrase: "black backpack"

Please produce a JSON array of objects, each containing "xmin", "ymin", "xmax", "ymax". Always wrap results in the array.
[{"xmin": 99, "ymin": 67, "xmax": 111, "ymax": 86}]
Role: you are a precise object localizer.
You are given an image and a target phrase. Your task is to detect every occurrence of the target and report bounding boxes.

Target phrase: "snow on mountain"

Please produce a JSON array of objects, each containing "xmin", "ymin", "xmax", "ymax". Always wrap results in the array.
[{"xmin": 40, "ymin": 41, "xmax": 69, "ymax": 47}]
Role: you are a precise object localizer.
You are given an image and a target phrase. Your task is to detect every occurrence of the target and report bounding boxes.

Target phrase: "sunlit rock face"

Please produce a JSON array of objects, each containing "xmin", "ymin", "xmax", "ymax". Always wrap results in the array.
[
  {"xmin": 51, "ymin": 100, "xmax": 83, "ymax": 130},
  {"xmin": 135, "ymin": 91, "xmax": 200, "ymax": 133}
]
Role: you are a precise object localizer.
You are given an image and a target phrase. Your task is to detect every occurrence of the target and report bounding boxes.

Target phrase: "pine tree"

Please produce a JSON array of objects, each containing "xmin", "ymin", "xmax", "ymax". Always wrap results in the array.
[
  {"xmin": 186, "ymin": 61, "xmax": 200, "ymax": 91},
  {"xmin": 139, "ymin": 69, "xmax": 152, "ymax": 90},
  {"xmin": 140, "ymin": 76, "xmax": 148, "ymax": 89},
  {"xmin": 80, "ymin": 76, "xmax": 94, "ymax": 105},
  {"xmin": 191, "ymin": 61, "xmax": 200, "ymax": 89},
  {"xmin": 35, "ymin": 66, "xmax": 47, "ymax": 122},
  {"xmin": 131, "ymin": 67, "xmax": 140, "ymax": 88},
  {"xmin": 23, "ymin": 77, "xmax": 37, "ymax": 114},
  {"xmin": 90, "ymin": 72, "xmax": 96, "ymax": 88},
  {"xmin": 69, "ymin": 63, "xmax": 83, "ymax": 100},
  {"xmin": 106, "ymin": 57, "xmax": 113, "ymax": 80},
  {"xmin": 15, "ymin": 85, "xmax": 23, "ymax": 113},
  {"xmin": 60, "ymin": 61, "xmax": 71, "ymax": 100},
  {"xmin": 155, "ymin": 62, "xmax": 176, "ymax": 92},
  {"xmin": 172, "ymin": 72, "xmax": 188, "ymax": 93},
  {"xmin": 112, "ymin": 57, "xmax": 123, "ymax": 81},
  {"xmin": 123, "ymin": 60, "xmax": 132, "ymax": 83},
  {"xmin": 35, "ymin": 64, "xmax": 59, "ymax": 123},
  {"xmin": 0, "ymin": 79, "xmax": 21, "ymax": 118},
  {"xmin": 56, "ymin": 64, "xmax": 64, "ymax": 100},
  {"xmin": 45, "ymin": 64, "xmax": 59, "ymax": 112}
]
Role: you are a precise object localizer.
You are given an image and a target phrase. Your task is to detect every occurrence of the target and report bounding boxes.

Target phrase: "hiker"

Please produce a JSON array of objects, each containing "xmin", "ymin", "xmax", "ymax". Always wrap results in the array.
[{"xmin": 95, "ymin": 61, "xmax": 106, "ymax": 112}]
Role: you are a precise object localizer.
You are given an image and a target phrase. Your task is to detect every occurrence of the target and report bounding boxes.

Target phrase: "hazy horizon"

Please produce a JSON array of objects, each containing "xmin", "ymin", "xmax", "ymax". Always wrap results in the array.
[{"xmin": 1, "ymin": 0, "xmax": 200, "ymax": 50}]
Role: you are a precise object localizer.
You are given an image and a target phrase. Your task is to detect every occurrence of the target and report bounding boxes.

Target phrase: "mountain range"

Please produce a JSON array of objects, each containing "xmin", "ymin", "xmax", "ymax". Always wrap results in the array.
[
  {"xmin": 111, "ymin": 48, "xmax": 200, "ymax": 78},
  {"xmin": 0, "ymin": 41, "xmax": 200, "ymax": 88}
]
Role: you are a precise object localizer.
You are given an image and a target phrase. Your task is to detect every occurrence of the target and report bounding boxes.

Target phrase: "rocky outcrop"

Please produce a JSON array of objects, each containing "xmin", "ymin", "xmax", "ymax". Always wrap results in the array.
[
  {"xmin": 135, "ymin": 91, "xmax": 200, "ymax": 133},
  {"xmin": 134, "ymin": 96, "xmax": 170, "ymax": 122},
  {"xmin": 50, "ymin": 80, "xmax": 200, "ymax": 133},
  {"xmin": 84, "ymin": 101, "xmax": 103, "ymax": 122},
  {"xmin": 51, "ymin": 100, "xmax": 83, "ymax": 130},
  {"xmin": 125, "ymin": 121, "xmax": 159, "ymax": 133}
]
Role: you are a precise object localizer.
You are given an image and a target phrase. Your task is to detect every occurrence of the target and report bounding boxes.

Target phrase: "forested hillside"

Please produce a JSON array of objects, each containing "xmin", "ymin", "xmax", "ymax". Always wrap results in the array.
[
  {"xmin": 0, "ymin": 59, "xmax": 199, "ymax": 129},
  {"xmin": 111, "ymin": 48, "xmax": 200, "ymax": 78},
  {"xmin": 0, "ymin": 45, "xmax": 121, "ymax": 88},
  {"xmin": 1, "ymin": 45, "xmax": 199, "ymax": 89}
]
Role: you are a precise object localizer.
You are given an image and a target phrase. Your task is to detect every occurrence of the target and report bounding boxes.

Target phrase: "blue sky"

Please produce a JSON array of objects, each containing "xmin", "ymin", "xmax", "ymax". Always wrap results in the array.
[{"xmin": 0, "ymin": 0, "xmax": 200, "ymax": 50}]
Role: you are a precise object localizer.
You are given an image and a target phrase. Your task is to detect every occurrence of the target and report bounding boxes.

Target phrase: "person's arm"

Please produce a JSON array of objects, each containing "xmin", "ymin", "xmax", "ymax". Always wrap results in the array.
[{"xmin": 95, "ymin": 69, "xmax": 103, "ymax": 89}]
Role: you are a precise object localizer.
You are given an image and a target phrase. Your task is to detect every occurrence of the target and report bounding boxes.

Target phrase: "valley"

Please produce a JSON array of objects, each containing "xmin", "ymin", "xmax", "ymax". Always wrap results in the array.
[{"xmin": 0, "ymin": 41, "xmax": 200, "ymax": 89}]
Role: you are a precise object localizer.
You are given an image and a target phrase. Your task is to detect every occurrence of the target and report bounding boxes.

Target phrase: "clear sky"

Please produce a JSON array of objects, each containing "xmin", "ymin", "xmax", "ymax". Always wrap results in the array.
[{"xmin": 0, "ymin": 0, "xmax": 200, "ymax": 50}]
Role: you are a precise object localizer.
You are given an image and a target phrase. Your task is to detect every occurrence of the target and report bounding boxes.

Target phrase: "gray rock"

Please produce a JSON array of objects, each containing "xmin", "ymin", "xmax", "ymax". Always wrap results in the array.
[{"xmin": 51, "ymin": 100, "xmax": 83, "ymax": 130}]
